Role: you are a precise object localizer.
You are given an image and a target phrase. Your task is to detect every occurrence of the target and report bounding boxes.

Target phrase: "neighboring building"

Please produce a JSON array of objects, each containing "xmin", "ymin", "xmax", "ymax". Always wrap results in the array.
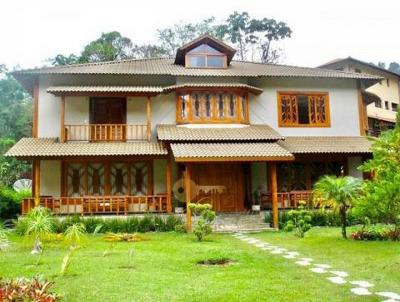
[
  {"xmin": 319, "ymin": 57, "xmax": 400, "ymax": 136},
  {"xmin": 7, "ymin": 34, "xmax": 381, "ymax": 228}
]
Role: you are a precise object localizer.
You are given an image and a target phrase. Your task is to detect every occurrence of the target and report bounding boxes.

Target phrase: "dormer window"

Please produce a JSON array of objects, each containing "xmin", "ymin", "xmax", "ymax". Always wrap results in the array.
[{"xmin": 185, "ymin": 44, "xmax": 227, "ymax": 68}]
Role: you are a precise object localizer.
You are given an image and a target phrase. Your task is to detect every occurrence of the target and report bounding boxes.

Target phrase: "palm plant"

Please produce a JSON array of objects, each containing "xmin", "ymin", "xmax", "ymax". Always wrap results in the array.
[
  {"xmin": 64, "ymin": 223, "xmax": 86, "ymax": 248},
  {"xmin": 314, "ymin": 176, "xmax": 362, "ymax": 239},
  {"xmin": 24, "ymin": 207, "xmax": 55, "ymax": 254}
]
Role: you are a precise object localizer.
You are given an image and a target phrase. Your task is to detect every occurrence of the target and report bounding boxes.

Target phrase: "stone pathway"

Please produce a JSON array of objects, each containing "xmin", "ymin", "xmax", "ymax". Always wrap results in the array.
[{"xmin": 232, "ymin": 232, "xmax": 400, "ymax": 302}]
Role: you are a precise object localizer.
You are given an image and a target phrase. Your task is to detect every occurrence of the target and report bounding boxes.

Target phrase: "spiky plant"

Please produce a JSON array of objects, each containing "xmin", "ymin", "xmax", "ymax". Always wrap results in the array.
[
  {"xmin": 314, "ymin": 176, "xmax": 362, "ymax": 239},
  {"xmin": 24, "ymin": 207, "xmax": 55, "ymax": 254},
  {"xmin": 64, "ymin": 223, "xmax": 86, "ymax": 248}
]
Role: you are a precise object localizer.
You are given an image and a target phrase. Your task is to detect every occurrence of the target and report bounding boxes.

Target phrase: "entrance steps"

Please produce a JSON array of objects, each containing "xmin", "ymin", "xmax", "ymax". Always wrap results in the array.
[{"xmin": 210, "ymin": 212, "xmax": 273, "ymax": 233}]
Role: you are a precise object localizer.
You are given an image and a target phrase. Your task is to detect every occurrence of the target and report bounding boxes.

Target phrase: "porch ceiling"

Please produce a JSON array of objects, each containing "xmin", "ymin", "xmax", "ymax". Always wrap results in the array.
[
  {"xmin": 5, "ymin": 138, "xmax": 168, "ymax": 158},
  {"xmin": 47, "ymin": 85, "xmax": 163, "ymax": 96},
  {"xmin": 170, "ymin": 142, "xmax": 294, "ymax": 162},
  {"xmin": 157, "ymin": 124, "xmax": 283, "ymax": 141},
  {"xmin": 278, "ymin": 136, "xmax": 373, "ymax": 154}
]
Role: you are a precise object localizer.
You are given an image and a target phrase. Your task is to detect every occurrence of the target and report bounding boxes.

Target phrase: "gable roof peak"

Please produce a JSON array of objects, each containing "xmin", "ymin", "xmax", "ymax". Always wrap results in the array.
[{"xmin": 174, "ymin": 34, "xmax": 236, "ymax": 65}]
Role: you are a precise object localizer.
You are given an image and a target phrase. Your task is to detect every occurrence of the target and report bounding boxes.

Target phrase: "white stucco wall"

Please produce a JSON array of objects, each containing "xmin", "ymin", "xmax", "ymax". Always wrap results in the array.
[
  {"xmin": 38, "ymin": 76, "xmax": 61, "ymax": 138},
  {"xmin": 347, "ymin": 156, "xmax": 363, "ymax": 179},
  {"xmin": 40, "ymin": 160, "xmax": 61, "ymax": 196},
  {"xmin": 65, "ymin": 97, "xmax": 89, "ymax": 125},
  {"xmin": 249, "ymin": 78, "xmax": 361, "ymax": 136},
  {"xmin": 127, "ymin": 97, "xmax": 147, "ymax": 125},
  {"xmin": 151, "ymin": 93, "xmax": 176, "ymax": 138}
]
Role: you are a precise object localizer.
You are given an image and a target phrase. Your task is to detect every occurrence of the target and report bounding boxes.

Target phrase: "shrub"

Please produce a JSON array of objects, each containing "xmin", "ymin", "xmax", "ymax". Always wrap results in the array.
[
  {"xmin": 64, "ymin": 223, "xmax": 86, "ymax": 248},
  {"xmin": 189, "ymin": 203, "xmax": 216, "ymax": 241},
  {"xmin": 0, "ymin": 276, "xmax": 58, "ymax": 301},
  {"xmin": 0, "ymin": 187, "xmax": 30, "ymax": 220},
  {"xmin": 283, "ymin": 203, "xmax": 312, "ymax": 238}
]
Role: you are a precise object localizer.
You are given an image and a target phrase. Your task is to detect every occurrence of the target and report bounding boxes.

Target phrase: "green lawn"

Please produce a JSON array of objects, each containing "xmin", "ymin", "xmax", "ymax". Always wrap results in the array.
[{"xmin": 1, "ymin": 228, "xmax": 399, "ymax": 301}]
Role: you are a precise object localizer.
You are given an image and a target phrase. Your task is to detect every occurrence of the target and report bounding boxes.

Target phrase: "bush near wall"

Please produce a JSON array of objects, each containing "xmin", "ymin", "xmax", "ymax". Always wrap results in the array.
[
  {"xmin": 15, "ymin": 214, "xmax": 185, "ymax": 235},
  {"xmin": 0, "ymin": 187, "xmax": 30, "ymax": 220},
  {"xmin": 264, "ymin": 209, "xmax": 361, "ymax": 229}
]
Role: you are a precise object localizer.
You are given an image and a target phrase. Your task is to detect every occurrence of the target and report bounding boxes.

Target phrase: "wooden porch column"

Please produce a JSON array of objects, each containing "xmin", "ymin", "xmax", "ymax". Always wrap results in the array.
[
  {"xmin": 166, "ymin": 155, "xmax": 172, "ymax": 213},
  {"xmin": 60, "ymin": 95, "xmax": 65, "ymax": 142},
  {"xmin": 268, "ymin": 162, "xmax": 278, "ymax": 229},
  {"xmin": 184, "ymin": 164, "xmax": 192, "ymax": 232},
  {"xmin": 146, "ymin": 96, "xmax": 152, "ymax": 141},
  {"xmin": 32, "ymin": 79, "xmax": 39, "ymax": 138},
  {"xmin": 32, "ymin": 160, "xmax": 41, "ymax": 207}
]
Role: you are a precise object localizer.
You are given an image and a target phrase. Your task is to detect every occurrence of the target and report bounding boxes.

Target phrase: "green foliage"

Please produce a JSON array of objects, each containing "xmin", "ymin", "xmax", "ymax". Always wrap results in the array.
[
  {"xmin": 64, "ymin": 223, "xmax": 86, "ymax": 248},
  {"xmin": 283, "ymin": 203, "xmax": 312, "ymax": 238},
  {"xmin": 189, "ymin": 203, "xmax": 216, "ymax": 241},
  {"xmin": 351, "ymin": 225, "xmax": 400, "ymax": 241},
  {"xmin": 355, "ymin": 119, "xmax": 400, "ymax": 228},
  {"xmin": 60, "ymin": 247, "xmax": 77, "ymax": 276},
  {"xmin": 104, "ymin": 232, "xmax": 145, "ymax": 242},
  {"xmin": 52, "ymin": 215, "xmax": 183, "ymax": 234},
  {"xmin": 23, "ymin": 207, "xmax": 55, "ymax": 253},
  {"xmin": 0, "ymin": 277, "xmax": 58, "ymax": 301},
  {"xmin": 314, "ymin": 175, "xmax": 362, "ymax": 239},
  {"xmin": 0, "ymin": 223, "xmax": 11, "ymax": 251},
  {"xmin": 0, "ymin": 186, "xmax": 31, "ymax": 219}
]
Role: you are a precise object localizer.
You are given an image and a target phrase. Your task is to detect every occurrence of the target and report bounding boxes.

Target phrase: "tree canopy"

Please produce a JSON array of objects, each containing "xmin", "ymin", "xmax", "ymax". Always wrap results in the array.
[{"xmin": 51, "ymin": 12, "xmax": 292, "ymax": 65}]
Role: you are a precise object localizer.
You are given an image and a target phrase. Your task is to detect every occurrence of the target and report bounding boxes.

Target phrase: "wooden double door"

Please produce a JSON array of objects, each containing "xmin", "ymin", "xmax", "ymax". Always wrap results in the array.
[{"xmin": 190, "ymin": 163, "xmax": 245, "ymax": 212}]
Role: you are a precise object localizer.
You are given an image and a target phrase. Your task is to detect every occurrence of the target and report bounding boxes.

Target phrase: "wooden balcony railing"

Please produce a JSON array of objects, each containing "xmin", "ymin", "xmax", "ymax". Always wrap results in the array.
[
  {"xmin": 22, "ymin": 195, "xmax": 167, "ymax": 215},
  {"xmin": 261, "ymin": 190, "xmax": 313, "ymax": 209},
  {"xmin": 64, "ymin": 124, "xmax": 148, "ymax": 142}
]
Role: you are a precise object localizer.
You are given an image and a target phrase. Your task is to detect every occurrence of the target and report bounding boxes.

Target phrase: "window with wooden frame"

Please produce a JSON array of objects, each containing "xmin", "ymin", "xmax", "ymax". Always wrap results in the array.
[
  {"xmin": 277, "ymin": 92, "xmax": 330, "ymax": 127},
  {"xmin": 185, "ymin": 44, "xmax": 227, "ymax": 68},
  {"xmin": 63, "ymin": 160, "xmax": 152, "ymax": 197},
  {"xmin": 176, "ymin": 90, "xmax": 249, "ymax": 124}
]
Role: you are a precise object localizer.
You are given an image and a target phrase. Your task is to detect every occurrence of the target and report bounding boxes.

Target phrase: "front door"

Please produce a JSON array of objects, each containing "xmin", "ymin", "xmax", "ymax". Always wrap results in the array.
[
  {"xmin": 190, "ymin": 163, "xmax": 245, "ymax": 212},
  {"xmin": 90, "ymin": 98, "xmax": 127, "ymax": 141}
]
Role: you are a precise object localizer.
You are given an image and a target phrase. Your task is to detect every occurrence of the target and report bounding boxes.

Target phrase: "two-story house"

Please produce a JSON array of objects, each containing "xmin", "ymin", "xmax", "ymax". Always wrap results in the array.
[
  {"xmin": 6, "ymin": 34, "xmax": 380, "ymax": 228},
  {"xmin": 320, "ymin": 57, "xmax": 400, "ymax": 136}
]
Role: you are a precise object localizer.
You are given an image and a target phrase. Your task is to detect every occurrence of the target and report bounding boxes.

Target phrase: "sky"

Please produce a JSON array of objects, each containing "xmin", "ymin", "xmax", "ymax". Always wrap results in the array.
[{"xmin": 1, "ymin": 0, "xmax": 399, "ymax": 70}]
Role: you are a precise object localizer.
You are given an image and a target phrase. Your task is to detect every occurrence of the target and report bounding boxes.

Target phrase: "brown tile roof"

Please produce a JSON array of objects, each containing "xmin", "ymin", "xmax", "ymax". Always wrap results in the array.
[
  {"xmin": 47, "ymin": 86, "xmax": 163, "ymax": 95},
  {"xmin": 157, "ymin": 125, "xmax": 283, "ymax": 141},
  {"xmin": 163, "ymin": 83, "xmax": 263, "ymax": 94},
  {"xmin": 278, "ymin": 136, "xmax": 373, "ymax": 154},
  {"xmin": 13, "ymin": 58, "xmax": 382, "ymax": 80},
  {"xmin": 5, "ymin": 138, "xmax": 168, "ymax": 158},
  {"xmin": 170, "ymin": 142, "xmax": 294, "ymax": 162}
]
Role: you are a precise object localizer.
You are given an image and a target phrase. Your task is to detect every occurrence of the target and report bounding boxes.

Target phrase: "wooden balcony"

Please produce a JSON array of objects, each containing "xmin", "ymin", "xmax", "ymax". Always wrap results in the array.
[
  {"xmin": 261, "ymin": 190, "xmax": 313, "ymax": 209},
  {"xmin": 22, "ymin": 195, "xmax": 167, "ymax": 215},
  {"xmin": 64, "ymin": 124, "xmax": 149, "ymax": 142}
]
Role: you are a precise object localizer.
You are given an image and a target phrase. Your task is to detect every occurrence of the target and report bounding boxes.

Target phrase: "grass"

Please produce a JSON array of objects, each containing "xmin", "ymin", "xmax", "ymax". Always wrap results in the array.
[{"xmin": 0, "ymin": 228, "xmax": 398, "ymax": 301}]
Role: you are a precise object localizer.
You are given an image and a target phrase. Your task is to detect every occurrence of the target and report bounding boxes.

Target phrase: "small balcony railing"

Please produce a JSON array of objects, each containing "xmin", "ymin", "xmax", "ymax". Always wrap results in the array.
[
  {"xmin": 22, "ymin": 195, "xmax": 167, "ymax": 215},
  {"xmin": 64, "ymin": 124, "xmax": 148, "ymax": 142}
]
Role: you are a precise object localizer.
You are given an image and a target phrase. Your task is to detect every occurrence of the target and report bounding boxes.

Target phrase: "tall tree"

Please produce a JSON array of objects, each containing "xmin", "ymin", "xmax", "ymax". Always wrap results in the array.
[
  {"xmin": 157, "ymin": 17, "xmax": 225, "ymax": 56},
  {"xmin": 388, "ymin": 62, "xmax": 400, "ymax": 74}
]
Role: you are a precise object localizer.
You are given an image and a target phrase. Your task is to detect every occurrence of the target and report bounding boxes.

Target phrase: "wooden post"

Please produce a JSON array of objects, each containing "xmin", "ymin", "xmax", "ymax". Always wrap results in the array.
[
  {"xmin": 269, "ymin": 162, "xmax": 278, "ymax": 229},
  {"xmin": 33, "ymin": 160, "xmax": 40, "ymax": 207},
  {"xmin": 146, "ymin": 96, "xmax": 152, "ymax": 141},
  {"xmin": 60, "ymin": 95, "xmax": 65, "ymax": 142},
  {"xmin": 357, "ymin": 80, "xmax": 367, "ymax": 136},
  {"xmin": 184, "ymin": 164, "xmax": 192, "ymax": 232},
  {"xmin": 166, "ymin": 155, "xmax": 172, "ymax": 213},
  {"xmin": 32, "ymin": 79, "xmax": 39, "ymax": 138}
]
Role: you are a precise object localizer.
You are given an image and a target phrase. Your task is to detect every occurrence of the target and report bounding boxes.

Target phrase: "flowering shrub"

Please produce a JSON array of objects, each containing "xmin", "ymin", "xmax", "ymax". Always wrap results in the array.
[{"xmin": 0, "ymin": 277, "xmax": 58, "ymax": 301}]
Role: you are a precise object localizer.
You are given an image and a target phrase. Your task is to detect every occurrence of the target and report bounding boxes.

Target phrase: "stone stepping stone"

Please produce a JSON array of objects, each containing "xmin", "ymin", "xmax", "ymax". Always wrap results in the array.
[
  {"xmin": 314, "ymin": 264, "xmax": 331, "ymax": 269},
  {"xmin": 310, "ymin": 267, "xmax": 327, "ymax": 274},
  {"xmin": 270, "ymin": 249, "xmax": 285, "ymax": 254},
  {"xmin": 299, "ymin": 257, "xmax": 313, "ymax": 262},
  {"xmin": 286, "ymin": 251, "xmax": 299, "ymax": 256},
  {"xmin": 350, "ymin": 281, "xmax": 374, "ymax": 288},
  {"xmin": 327, "ymin": 276, "xmax": 347, "ymax": 285},
  {"xmin": 296, "ymin": 260, "xmax": 311, "ymax": 266},
  {"xmin": 261, "ymin": 246, "xmax": 275, "ymax": 250},
  {"xmin": 283, "ymin": 254, "xmax": 297, "ymax": 259},
  {"xmin": 350, "ymin": 287, "xmax": 372, "ymax": 296},
  {"xmin": 380, "ymin": 299, "xmax": 399, "ymax": 302},
  {"xmin": 255, "ymin": 243, "xmax": 267, "ymax": 248},
  {"xmin": 376, "ymin": 292, "xmax": 400, "ymax": 300},
  {"xmin": 247, "ymin": 239, "xmax": 260, "ymax": 244},
  {"xmin": 330, "ymin": 271, "xmax": 349, "ymax": 278}
]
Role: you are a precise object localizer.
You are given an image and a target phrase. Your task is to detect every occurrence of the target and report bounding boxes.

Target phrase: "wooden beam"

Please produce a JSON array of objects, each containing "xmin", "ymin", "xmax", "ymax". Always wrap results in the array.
[
  {"xmin": 147, "ymin": 96, "xmax": 152, "ymax": 141},
  {"xmin": 32, "ymin": 79, "xmax": 39, "ymax": 138},
  {"xmin": 184, "ymin": 164, "xmax": 192, "ymax": 232},
  {"xmin": 166, "ymin": 155, "xmax": 172, "ymax": 213},
  {"xmin": 269, "ymin": 162, "xmax": 278, "ymax": 229},
  {"xmin": 33, "ymin": 160, "xmax": 40, "ymax": 206},
  {"xmin": 60, "ymin": 95, "xmax": 65, "ymax": 142}
]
